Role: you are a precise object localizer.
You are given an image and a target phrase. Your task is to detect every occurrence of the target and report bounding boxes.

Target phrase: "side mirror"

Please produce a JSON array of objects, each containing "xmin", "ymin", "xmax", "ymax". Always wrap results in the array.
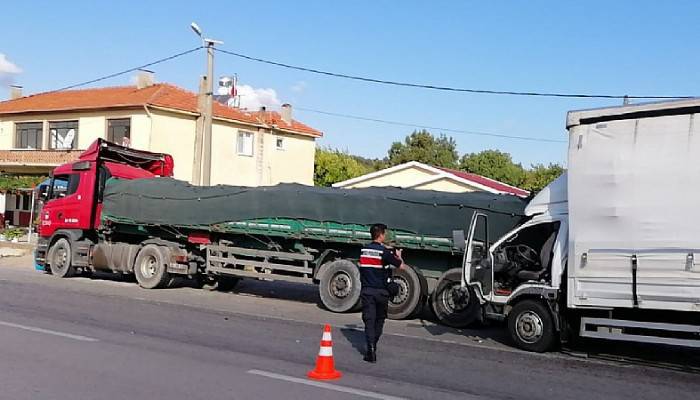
[
  {"xmin": 452, "ymin": 230, "xmax": 466, "ymax": 251},
  {"xmin": 38, "ymin": 185, "xmax": 49, "ymax": 202}
]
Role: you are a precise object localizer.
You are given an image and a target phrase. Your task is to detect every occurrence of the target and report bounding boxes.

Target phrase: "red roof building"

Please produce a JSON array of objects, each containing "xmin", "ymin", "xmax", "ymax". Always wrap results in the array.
[
  {"xmin": 0, "ymin": 84, "xmax": 321, "ymax": 138},
  {"xmin": 436, "ymin": 167, "xmax": 530, "ymax": 197},
  {"xmin": 0, "ymin": 81, "xmax": 322, "ymax": 186},
  {"xmin": 333, "ymin": 161, "xmax": 529, "ymax": 197}
]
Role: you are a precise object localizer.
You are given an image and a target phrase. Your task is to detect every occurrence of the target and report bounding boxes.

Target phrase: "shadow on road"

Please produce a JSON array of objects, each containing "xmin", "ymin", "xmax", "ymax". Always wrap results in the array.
[
  {"xmin": 76, "ymin": 272, "xmax": 524, "ymax": 349},
  {"xmin": 226, "ymin": 279, "xmax": 320, "ymax": 305},
  {"xmin": 64, "ymin": 270, "xmax": 700, "ymax": 372},
  {"xmin": 563, "ymin": 339, "xmax": 700, "ymax": 373},
  {"xmin": 339, "ymin": 326, "xmax": 366, "ymax": 356}
]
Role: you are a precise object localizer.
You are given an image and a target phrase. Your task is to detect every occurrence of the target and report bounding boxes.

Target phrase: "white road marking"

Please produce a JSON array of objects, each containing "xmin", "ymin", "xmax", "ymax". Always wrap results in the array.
[
  {"xmin": 0, "ymin": 320, "xmax": 99, "ymax": 342},
  {"xmin": 248, "ymin": 369, "xmax": 407, "ymax": 400}
]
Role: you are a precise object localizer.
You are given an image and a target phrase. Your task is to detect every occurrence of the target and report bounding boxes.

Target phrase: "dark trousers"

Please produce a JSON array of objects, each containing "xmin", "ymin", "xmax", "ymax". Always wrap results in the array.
[{"xmin": 361, "ymin": 287, "xmax": 389, "ymax": 345}]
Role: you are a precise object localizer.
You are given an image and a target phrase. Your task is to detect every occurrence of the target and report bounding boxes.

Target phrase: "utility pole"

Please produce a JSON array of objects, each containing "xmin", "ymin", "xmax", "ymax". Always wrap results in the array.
[
  {"xmin": 192, "ymin": 76, "xmax": 206, "ymax": 185},
  {"xmin": 190, "ymin": 22, "xmax": 223, "ymax": 186}
]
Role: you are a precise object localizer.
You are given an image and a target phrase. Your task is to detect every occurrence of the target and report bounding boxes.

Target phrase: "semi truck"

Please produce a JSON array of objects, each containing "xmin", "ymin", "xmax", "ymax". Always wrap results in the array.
[
  {"xmin": 460, "ymin": 99, "xmax": 700, "ymax": 352},
  {"xmin": 34, "ymin": 139, "xmax": 526, "ymax": 324}
]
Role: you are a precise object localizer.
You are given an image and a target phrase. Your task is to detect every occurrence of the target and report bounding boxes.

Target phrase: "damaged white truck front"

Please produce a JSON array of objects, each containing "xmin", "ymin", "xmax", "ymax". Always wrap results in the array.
[{"xmin": 461, "ymin": 99, "xmax": 700, "ymax": 352}]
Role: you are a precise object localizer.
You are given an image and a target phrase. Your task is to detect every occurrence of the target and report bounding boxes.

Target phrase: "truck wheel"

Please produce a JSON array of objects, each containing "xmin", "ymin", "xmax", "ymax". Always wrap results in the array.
[
  {"xmin": 134, "ymin": 245, "xmax": 171, "ymax": 289},
  {"xmin": 48, "ymin": 238, "xmax": 75, "ymax": 278},
  {"xmin": 318, "ymin": 260, "xmax": 361, "ymax": 313},
  {"xmin": 507, "ymin": 300, "xmax": 556, "ymax": 352},
  {"xmin": 431, "ymin": 269, "xmax": 480, "ymax": 328},
  {"xmin": 388, "ymin": 265, "xmax": 425, "ymax": 320}
]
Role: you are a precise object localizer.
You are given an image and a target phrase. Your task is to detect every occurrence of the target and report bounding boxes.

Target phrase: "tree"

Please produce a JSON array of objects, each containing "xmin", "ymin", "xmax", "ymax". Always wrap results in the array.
[
  {"xmin": 314, "ymin": 148, "xmax": 372, "ymax": 187},
  {"xmin": 387, "ymin": 130, "xmax": 459, "ymax": 168},
  {"xmin": 523, "ymin": 163, "xmax": 565, "ymax": 193},
  {"xmin": 460, "ymin": 150, "xmax": 526, "ymax": 187},
  {"xmin": 0, "ymin": 175, "xmax": 46, "ymax": 192},
  {"xmin": 351, "ymin": 154, "xmax": 387, "ymax": 172}
]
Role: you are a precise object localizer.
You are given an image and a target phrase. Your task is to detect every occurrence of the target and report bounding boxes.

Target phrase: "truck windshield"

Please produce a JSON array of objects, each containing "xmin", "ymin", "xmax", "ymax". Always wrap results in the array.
[{"xmin": 49, "ymin": 174, "xmax": 78, "ymax": 199}]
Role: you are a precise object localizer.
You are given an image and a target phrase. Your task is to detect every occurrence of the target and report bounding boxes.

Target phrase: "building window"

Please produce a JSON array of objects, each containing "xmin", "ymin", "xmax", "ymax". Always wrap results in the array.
[
  {"xmin": 276, "ymin": 137, "xmax": 285, "ymax": 150},
  {"xmin": 107, "ymin": 118, "xmax": 131, "ymax": 146},
  {"xmin": 237, "ymin": 131, "xmax": 254, "ymax": 156},
  {"xmin": 49, "ymin": 120, "xmax": 78, "ymax": 149},
  {"xmin": 15, "ymin": 122, "xmax": 43, "ymax": 149},
  {"xmin": 14, "ymin": 194, "xmax": 31, "ymax": 211}
]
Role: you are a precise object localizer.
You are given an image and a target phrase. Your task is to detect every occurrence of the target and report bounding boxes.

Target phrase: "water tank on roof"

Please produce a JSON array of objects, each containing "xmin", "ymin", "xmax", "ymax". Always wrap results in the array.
[{"xmin": 217, "ymin": 76, "xmax": 234, "ymax": 96}]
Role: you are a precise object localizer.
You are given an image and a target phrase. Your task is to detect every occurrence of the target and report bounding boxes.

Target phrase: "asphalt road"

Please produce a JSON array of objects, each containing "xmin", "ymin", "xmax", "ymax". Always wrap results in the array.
[{"xmin": 0, "ymin": 254, "xmax": 699, "ymax": 400}]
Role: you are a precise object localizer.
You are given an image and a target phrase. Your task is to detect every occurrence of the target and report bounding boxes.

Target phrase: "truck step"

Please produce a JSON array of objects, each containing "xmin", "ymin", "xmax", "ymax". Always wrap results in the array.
[{"xmin": 579, "ymin": 317, "xmax": 700, "ymax": 348}]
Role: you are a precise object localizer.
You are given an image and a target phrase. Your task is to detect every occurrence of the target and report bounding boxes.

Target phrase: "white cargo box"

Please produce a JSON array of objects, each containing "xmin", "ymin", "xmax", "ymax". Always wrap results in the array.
[{"xmin": 566, "ymin": 99, "xmax": 700, "ymax": 311}]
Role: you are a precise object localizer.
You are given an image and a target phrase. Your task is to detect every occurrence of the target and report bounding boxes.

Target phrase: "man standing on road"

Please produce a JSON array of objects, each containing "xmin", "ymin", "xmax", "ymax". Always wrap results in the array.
[{"xmin": 359, "ymin": 223, "xmax": 405, "ymax": 363}]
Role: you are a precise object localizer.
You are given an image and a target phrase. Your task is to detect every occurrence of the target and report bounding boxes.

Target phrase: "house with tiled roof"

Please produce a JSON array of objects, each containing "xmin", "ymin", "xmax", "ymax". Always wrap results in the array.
[
  {"xmin": 332, "ymin": 161, "xmax": 529, "ymax": 197},
  {"xmin": 0, "ymin": 74, "xmax": 322, "ymax": 187}
]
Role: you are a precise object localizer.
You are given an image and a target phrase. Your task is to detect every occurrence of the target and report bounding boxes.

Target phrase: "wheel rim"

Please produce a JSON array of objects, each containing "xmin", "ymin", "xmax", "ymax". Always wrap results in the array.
[
  {"xmin": 515, "ymin": 310, "xmax": 544, "ymax": 344},
  {"xmin": 53, "ymin": 245, "xmax": 68, "ymax": 270},
  {"xmin": 390, "ymin": 275, "xmax": 410, "ymax": 305},
  {"xmin": 140, "ymin": 255, "xmax": 158, "ymax": 279},
  {"xmin": 329, "ymin": 271, "xmax": 352, "ymax": 299},
  {"xmin": 439, "ymin": 283, "xmax": 470, "ymax": 313}
]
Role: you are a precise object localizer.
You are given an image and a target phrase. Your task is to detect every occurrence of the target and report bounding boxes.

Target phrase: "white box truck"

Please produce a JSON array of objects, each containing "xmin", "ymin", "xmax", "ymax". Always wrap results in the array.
[{"xmin": 460, "ymin": 99, "xmax": 700, "ymax": 352}]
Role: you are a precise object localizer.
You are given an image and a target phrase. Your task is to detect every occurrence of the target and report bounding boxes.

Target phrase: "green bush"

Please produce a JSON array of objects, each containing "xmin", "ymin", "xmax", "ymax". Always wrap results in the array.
[
  {"xmin": 1, "ymin": 228, "xmax": 25, "ymax": 240},
  {"xmin": 0, "ymin": 175, "xmax": 46, "ymax": 192}
]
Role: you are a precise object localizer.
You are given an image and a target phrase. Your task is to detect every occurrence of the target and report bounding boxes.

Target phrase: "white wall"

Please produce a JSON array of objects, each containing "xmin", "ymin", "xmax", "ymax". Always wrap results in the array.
[
  {"xmin": 210, "ymin": 121, "xmax": 258, "ymax": 186},
  {"xmin": 263, "ymin": 131, "xmax": 315, "ymax": 186},
  {"xmin": 148, "ymin": 109, "xmax": 197, "ymax": 182}
]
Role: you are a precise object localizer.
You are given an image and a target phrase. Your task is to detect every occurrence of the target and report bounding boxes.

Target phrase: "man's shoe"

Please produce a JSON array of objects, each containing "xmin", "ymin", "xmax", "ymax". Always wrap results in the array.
[{"xmin": 363, "ymin": 343, "xmax": 377, "ymax": 363}]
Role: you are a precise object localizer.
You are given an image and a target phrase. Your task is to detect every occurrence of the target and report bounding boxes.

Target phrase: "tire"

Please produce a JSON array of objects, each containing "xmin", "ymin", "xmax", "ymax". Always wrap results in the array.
[
  {"xmin": 318, "ymin": 259, "xmax": 362, "ymax": 313},
  {"xmin": 507, "ymin": 300, "xmax": 556, "ymax": 352},
  {"xmin": 388, "ymin": 265, "xmax": 425, "ymax": 320},
  {"xmin": 48, "ymin": 238, "xmax": 75, "ymax": 278},
  {"xmin": 134, "ymin": 244, "xmax": 171, "ymax": 289},
  {"xmin": 431, "ymin": 269, "xmax": 480, "ymax": 328}
]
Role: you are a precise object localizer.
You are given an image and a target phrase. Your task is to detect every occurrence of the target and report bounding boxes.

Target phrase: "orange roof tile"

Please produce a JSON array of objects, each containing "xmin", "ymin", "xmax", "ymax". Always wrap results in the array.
[
  {"xmin": 0, "ymin": 84, "xmax": 323, "ymax": 138},
  {"xmin": 249, "ymin": 109, "xmax": 324, "ymax": 138}
]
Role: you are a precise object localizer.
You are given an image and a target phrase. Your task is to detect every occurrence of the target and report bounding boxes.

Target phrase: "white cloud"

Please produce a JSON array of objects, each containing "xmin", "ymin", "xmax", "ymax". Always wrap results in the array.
[
  {"xmin": 237, "ymin": 84, "xmax": 281, "ymax": 111},
  {"xmin": 291, "ymin": 81, "xmax": 307, "ymax": 93},
  {"xmin": 0, "ymin": 54, "xmax": 21, "ymax": 75},
  {"xmin": 0, "ymin": 54, "xmax": 21, "ymax": 86}
]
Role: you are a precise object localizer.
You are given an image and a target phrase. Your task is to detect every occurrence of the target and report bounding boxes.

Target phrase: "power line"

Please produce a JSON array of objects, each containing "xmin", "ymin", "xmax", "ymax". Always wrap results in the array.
[
  {"xmin": 53, "ymin": 47, "xmax": 203, "ymax": 92},
  {"xmin": 295, "ymin": 106, "xmax": 567, "ymax": 143},
  {"xmin": 216, "ymin": 48, "xmax": 694, "ymax": 100}
]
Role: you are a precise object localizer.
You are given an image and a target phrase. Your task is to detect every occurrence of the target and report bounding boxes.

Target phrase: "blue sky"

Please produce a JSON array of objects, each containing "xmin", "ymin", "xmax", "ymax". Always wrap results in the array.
[{"xmin": 1, "ymin": 1, "xmax": 698, "ymax": 166}]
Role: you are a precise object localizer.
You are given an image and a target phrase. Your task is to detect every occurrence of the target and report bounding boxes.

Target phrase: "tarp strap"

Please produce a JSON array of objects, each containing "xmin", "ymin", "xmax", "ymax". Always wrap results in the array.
[{"xmin": 631, "ymin": 254, "xmax": 639, "ymax": 308}]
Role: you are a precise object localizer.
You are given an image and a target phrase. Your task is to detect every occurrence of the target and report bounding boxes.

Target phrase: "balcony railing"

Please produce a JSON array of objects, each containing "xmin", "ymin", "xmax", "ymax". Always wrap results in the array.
[{"xmin": 0, "ymin": 149, "xmax": 83, "ymax": 166}]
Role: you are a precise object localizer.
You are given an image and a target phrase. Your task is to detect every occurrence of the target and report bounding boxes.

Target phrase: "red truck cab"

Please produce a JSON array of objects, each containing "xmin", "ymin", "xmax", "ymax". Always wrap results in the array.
[{"xmin": 36, "ymin": 139, "xmax": 173, "ymax": 271}]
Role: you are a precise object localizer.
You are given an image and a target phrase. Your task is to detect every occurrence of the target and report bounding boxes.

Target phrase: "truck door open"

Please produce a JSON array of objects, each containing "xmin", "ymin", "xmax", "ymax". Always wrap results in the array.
[
  {"xmin": 463, "ymin": 213, "xmax": 563, "ymax": 302},
  {"xmin": 462, "ymin": 213, "xmax": 492, "ymax": 300}
]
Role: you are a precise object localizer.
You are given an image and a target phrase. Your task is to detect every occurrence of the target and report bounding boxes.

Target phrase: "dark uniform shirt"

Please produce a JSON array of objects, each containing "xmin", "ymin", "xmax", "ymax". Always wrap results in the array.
[{"xmin": 359, "ymin": 241, "xmax": 402, "ymax": 289}]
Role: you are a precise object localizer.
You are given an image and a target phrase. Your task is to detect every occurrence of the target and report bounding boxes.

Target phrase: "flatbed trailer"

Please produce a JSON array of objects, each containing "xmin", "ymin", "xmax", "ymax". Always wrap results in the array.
[{"xmin": 36, "ymin": 139, "xmax": 526, "ymax": 324}]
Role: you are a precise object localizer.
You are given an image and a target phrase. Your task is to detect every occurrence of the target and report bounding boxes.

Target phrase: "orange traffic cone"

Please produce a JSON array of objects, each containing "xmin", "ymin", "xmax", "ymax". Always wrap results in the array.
[{"xmin": 307, "ymin": 324, "xmax": 342, "ymax": 380}]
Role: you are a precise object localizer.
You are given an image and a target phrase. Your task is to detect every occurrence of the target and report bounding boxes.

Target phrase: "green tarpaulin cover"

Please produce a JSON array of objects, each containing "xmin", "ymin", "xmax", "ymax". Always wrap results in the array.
[{"xmin": 102, "ymin": 178, "xmax": 526, "ymax": 243}]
